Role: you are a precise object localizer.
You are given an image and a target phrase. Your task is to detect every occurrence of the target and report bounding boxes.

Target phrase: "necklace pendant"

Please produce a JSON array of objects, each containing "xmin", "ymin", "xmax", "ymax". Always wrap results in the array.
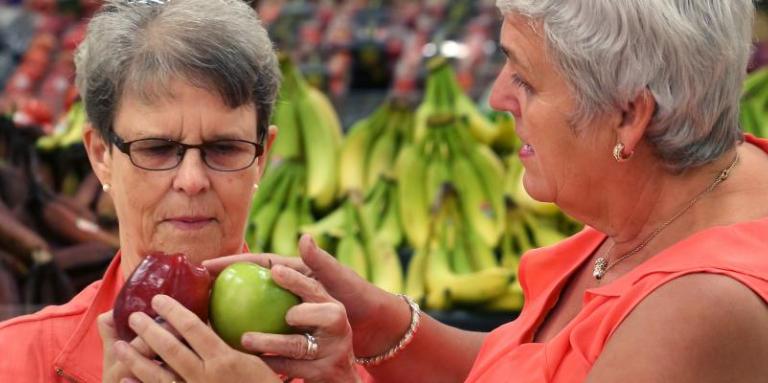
[{"xmin": 593, "ymin": 257, "xmax": 608, "ymax": 280}]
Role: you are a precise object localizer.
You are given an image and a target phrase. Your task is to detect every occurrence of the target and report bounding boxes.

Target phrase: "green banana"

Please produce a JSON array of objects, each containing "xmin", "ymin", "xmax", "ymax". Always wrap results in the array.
[
  {"xmin": 404, "ymin": 246, "xmax": 429, "ymax": 305},
  {"xmin": 270, "ymin": 177, "xmax": 302, "ymax": 256},
  {"xmin": 376, "ymin": 184, "xmax": 403, "ymax": 247},
  {"xmin": 338, "ymin": 105, "xmax": 390, "ymax": 194},
  {"xmin": 306, "ymin": 85, "xmax": 343, "ymax": 147},
  {"xmin": 270, "ymin": 98, "xmax": 301, "ymax": 161},
  {"xmin": 336, "ymin": 231, "xmax": 369, "ymax": 280},
  {"xmin": 396, "ymin": 144, "xmax": 430, "ymax": 249}
]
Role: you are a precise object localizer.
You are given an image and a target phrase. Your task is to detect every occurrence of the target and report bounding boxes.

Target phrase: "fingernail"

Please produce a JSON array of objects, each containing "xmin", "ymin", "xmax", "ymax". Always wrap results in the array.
[
  {"xmin": 121, "ymin": 378, "xmax": 140, "ymax": 383},
  {"xmin": 151, "ymin": 294, "xmax": 169, "ymax": 311},
  {"xmin": 241, "ymin": 333, "xmax": 253, "ymax": 348}
]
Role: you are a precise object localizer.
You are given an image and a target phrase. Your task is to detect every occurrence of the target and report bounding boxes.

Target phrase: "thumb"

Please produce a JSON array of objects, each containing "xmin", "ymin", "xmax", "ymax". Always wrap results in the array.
[{"xmin": 298, "ymin": 234, "xmax": 377, "ymax": 318}]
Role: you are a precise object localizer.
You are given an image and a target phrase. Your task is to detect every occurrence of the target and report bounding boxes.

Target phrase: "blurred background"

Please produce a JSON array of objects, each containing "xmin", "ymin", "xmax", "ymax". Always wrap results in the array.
[{"xmin": 0, "ymin": 0, "xmax": 767, "ymax": 331}]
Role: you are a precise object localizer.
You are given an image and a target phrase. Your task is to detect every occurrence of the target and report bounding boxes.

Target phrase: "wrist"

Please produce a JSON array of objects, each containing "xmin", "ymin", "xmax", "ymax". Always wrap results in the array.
[
  {"xmin": 354, "ymin": 294, "xmax": 421, "ymax": 367},
  {"xmin": 352, "ymin": 292, "xmax": 413, "ymax": 357}
]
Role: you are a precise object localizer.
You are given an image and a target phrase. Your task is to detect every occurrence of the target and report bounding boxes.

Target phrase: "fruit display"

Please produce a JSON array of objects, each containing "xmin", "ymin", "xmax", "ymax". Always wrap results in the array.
[
  {"xmin": 113, "ymin": 252, "xmax": 212, "ymax": 341},
  {"xmin": 210, "ymin": 262, "xmax": 300, "ymax": 350}
]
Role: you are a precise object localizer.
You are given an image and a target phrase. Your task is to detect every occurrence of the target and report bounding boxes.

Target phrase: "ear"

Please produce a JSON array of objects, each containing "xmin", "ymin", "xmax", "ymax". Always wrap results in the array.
[
  {"xmin": 83, "ymin": 124, "xmax": 112, "ymax": 187},
  {"xmin": 614, "ymin": 89, "xmax": 656, "ymax": 155},
  {"xmin": 255, "ymin": 124, "xmax": 278, "ymax": 180}
]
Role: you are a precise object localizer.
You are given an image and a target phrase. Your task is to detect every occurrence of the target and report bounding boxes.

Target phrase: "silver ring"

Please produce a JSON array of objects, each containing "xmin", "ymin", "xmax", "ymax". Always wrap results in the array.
[{"xmin": 303, "ymin": 333, "xmax": 319, "ymax": 360}]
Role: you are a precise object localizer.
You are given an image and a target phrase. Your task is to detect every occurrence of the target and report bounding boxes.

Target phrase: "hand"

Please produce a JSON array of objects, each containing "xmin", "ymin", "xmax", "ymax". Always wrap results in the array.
[
  {"xmin": 97, "ymin": 310, "xmax": 155, "ymax": 383},
  {"xmin": 112, "ymin": 295, "xmax": 281, "ymax": 383},
  {"xmin": 241, "ymin": 263, "xmax": 361, "ymax": 383},
  {"xmin": 204, "ymin": 235, "xmax": 412, "ymax": 359}
]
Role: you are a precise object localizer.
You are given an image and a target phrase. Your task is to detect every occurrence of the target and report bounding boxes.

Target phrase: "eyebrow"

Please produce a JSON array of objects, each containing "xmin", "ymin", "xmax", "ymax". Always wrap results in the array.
[{"xmin": 499, "ymin": 44, "xmax": 532, "ymax": 75}]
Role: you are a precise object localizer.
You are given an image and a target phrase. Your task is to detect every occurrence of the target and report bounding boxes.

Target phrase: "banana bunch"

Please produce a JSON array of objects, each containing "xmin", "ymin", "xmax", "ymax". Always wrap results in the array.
[
  {"xmin": 414, "ymin": 56, "xmax": 500, "ymax": 145},
  {"xmin": 740, "ymin": 67, "xmax": 768, "ymax": 138},
  {"xmin": 406, "ymin": 184, "xmax": 514, "ymax": 311},
  {"xmin": 338, "ymin": 100, "xmax": 414, "ymax": 195},
  {"xmin": 246, "ymin": 160, "xmax": 315, "ymax": 256},
  {"xmin": 300, "ymin": 182, "xmax": 405, "ymax": 294},
  {"xmin": 270, "ymin": 55, "xmax": 342, "ymax": 210},
  {"xmin": 37, "ymin": 101, "xmax": 86, "ymax": 151},
  {"xmin": 397, "ymin": 113, "xmax": 506, "ymax": 250}
]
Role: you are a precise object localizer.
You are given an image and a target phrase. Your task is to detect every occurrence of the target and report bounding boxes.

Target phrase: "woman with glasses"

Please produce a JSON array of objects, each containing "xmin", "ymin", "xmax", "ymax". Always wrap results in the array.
[
  {"xmin": 0, "ymin": 0, "xmax": 359, "ymax": 382},
  {"xmin": 209, "ymin": 0, "xmax": 768, "ymax": 382}
]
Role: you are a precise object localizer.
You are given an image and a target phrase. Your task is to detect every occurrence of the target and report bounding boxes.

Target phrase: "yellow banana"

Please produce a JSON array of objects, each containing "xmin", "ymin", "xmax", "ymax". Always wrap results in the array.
[
  {"xmin": 338, "ymin": 114, "xmax": 379, "ymax": 194},
  {"xmin": 483, "ymin": 278, "xmax": 524, "ymax": 312},
  {"xmin": 306, "ymin": 85, "xmax": 343, "ymax": 147},
  {"xmin": 368, "ymin": 237, "xmax": 404, "ymax": 294},
  {"xmin": 295, "ymin": 91, "xmax": 339, "ymax": 210}
]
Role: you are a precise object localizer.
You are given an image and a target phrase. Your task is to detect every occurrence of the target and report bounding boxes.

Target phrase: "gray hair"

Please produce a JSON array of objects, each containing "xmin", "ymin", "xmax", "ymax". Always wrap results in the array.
[
  {"xmin": 75, "ymin": 0, "xmax": 280, "ymax": 145},
  {"xmin": 497, "ymin": 0, "xmax": 754, "ymax": 172}
]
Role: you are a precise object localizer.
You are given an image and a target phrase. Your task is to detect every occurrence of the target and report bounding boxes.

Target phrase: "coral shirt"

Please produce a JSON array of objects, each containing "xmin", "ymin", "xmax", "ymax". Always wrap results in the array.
[
  {"xmin": 0, "ymin": 251, "xmax": 373, "ymax": 382},
  {"xmin": 466, "ymin": 135, "xmax": 768, "ymax": 382},
  {"xmin": 0, "ymin": 251, "xmax": 125, "ymax": 382}
]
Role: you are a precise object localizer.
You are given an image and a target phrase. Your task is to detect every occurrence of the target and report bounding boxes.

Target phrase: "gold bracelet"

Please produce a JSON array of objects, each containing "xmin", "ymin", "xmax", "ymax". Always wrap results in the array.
[{"xmin": 354, "ymin": 294, "xmax": 421, "ymax": 367}]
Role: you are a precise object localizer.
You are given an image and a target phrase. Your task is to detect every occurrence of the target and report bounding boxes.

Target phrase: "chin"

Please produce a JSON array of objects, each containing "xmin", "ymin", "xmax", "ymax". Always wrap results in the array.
[{"xmin": 522, "ymin": 171, "xmax": 556, "ymax": 203}]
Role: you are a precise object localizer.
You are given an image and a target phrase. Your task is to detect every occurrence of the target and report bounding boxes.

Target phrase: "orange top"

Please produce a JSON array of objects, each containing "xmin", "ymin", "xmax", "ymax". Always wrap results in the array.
[
  {"xmin": 0, "ymin": 251, "xmax": 124, "ymax": 382},
  {"xmin": 0, "ymin": 250, "xmax": 372, "ymax": 382},
  {"xmin": 465, "ymin": 135, "xmax": 768, "ymax": 382}
]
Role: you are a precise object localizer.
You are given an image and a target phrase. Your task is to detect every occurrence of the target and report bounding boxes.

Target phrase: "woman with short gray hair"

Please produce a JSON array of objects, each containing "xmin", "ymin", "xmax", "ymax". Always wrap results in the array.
[
  {"xmin": 0, "ymin": 1, "xmax": 360, "ymax": 382},
  {"xmin": 206, "ymin": 0, "xmax": 768, "ymax": 381}
]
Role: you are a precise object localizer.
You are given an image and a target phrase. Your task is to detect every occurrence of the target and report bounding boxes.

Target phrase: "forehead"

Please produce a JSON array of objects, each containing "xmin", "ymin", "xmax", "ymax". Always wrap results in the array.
[
  {"xmin": 499, "ymin": 14, "xmax": 547, "ymax": 70},
  {"xmin": 114, "ymin": 80, "xmax": 257, "ymax": 140}
]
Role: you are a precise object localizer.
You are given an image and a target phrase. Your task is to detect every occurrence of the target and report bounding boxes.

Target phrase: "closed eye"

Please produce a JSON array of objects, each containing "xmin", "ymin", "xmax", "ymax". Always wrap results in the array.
[{"xmin": 511, "ymin": 74, "xmax": 534, "ymax": 94}]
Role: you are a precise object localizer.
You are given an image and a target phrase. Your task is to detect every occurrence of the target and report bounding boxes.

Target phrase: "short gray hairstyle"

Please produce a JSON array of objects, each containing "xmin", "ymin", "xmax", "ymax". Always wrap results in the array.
[
  {"xmin": 497, "ymin": 0, "xmax": 754, "ymax": 171},
  {"xmin": 75, "ymin": 0, "xmax": 280, "ymax": 145}
]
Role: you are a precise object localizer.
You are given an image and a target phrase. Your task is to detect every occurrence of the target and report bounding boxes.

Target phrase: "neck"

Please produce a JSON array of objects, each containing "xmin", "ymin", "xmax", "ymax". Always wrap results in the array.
[{"xmin": 582, "ymin": 147, "xmax": 740, "ymax": 259}]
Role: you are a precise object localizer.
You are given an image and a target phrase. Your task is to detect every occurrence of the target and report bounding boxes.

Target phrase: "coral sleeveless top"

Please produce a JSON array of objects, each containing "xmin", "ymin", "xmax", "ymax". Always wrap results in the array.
[{"xmin": 465, "ymin": 135, "xmax": 768, "ymax": 382}]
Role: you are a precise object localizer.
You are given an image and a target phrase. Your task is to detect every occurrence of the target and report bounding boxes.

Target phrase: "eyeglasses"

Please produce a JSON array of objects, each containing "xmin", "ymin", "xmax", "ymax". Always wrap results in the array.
[{"xmin": 109, "ymin": 131, "xmax": 264, "ymax": 172}]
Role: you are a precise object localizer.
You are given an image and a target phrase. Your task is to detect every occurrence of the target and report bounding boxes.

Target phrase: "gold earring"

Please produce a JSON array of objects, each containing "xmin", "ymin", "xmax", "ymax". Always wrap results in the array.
[
  {"xmin": 102, "ymin": 183, "xmax": 111, "ymax": 192},
  {"xmin": 613, "ymin": 142, "xmax": 633, "ymax": 162}
]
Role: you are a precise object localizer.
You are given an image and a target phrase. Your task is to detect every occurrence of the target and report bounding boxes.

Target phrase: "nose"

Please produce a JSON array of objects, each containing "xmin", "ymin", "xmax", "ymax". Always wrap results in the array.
[
  {"xmin": 488, "ymin": 65, "xmax": 522, "ymax": 118},
  {"xmin": 172, "ymin": 148, "xmax": 211, "ymax": 196}
]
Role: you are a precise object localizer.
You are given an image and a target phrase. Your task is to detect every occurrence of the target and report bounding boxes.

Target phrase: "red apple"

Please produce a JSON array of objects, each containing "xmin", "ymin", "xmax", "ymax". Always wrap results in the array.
[{"xmin": 113, "ymin": 252, "xmax": 212, "ymax": 342}]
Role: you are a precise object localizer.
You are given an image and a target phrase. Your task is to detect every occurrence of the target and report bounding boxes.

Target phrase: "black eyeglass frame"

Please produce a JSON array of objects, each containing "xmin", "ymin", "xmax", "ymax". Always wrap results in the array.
[{"xmin": 108, "ymin": 131, "xmax": 265, "ymax": 172}]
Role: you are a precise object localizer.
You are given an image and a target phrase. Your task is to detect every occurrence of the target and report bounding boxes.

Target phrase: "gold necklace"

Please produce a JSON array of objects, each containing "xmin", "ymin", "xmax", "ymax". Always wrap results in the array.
[{"xmin": 593, "ymin": 152, "xmax": 740, "ymax": 280}]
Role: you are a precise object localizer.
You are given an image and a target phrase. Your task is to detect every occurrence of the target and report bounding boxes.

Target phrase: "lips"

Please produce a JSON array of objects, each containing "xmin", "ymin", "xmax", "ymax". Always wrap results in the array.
[{"xmin": 164, "ymin": 216, "xmax": 216, "ymax": 230}]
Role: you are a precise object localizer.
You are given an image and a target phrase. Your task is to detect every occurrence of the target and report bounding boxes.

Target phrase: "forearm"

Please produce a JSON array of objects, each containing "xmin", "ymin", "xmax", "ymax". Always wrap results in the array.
[{"xmin": 358, "ymin": 308, "xmax": 486, "ymax": 382}]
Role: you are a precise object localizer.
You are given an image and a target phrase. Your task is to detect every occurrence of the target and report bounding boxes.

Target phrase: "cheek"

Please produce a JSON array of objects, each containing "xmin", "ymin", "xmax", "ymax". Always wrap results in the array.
[{"xmin": 217, "ymin": 176, "xmax": 255, "ymax": 226}]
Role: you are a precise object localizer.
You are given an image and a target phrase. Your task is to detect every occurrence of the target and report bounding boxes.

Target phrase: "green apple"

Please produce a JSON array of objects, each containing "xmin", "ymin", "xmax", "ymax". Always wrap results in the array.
[{"xmin": 209, "ymin": 262, "xmax": 300, "ymax": 350}]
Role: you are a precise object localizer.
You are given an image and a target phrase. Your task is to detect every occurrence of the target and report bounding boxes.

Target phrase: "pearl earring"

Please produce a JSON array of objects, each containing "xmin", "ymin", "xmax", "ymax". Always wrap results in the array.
[
  {"xmin": 253, "ymin": 183, "xmax": 259, "ymax": 190},
  {"xmin": 102, "ymin": 183, "xmax": 111, "ymax": 192}
]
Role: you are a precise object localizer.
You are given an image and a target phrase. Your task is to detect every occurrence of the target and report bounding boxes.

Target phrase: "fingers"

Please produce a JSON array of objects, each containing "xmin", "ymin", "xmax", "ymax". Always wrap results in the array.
[
  {"xmin": 150, "ymin": 294, "xmax": 228, "ymax": 361},
  {"xmin": 203, "ymin": 253, "xmax": 311, "ymax": 276},
  {"xmin": 262, "ymin": 356, "xmax": 333, "ymax": 381},
  {"xmin": 242, "ymin": 333, "xmax": 315, "ymax": 360},
  {"xmin": 113, "ymin": 340, "xmax": 178, "ymax": 383},
  {"xmin": 127, "ymin": 310, "xmax": 201, "ymax": 378},
  {"xmin": 298, "ymin": 235, "xmax": 368, "ymax": 299},
  {"xmin": 285, "ymin": 302, "xmax": 349, "ymax": 334},
  {"xmin": 271, "ymin": 264, "xmax": 332, "ymax": 304}
]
